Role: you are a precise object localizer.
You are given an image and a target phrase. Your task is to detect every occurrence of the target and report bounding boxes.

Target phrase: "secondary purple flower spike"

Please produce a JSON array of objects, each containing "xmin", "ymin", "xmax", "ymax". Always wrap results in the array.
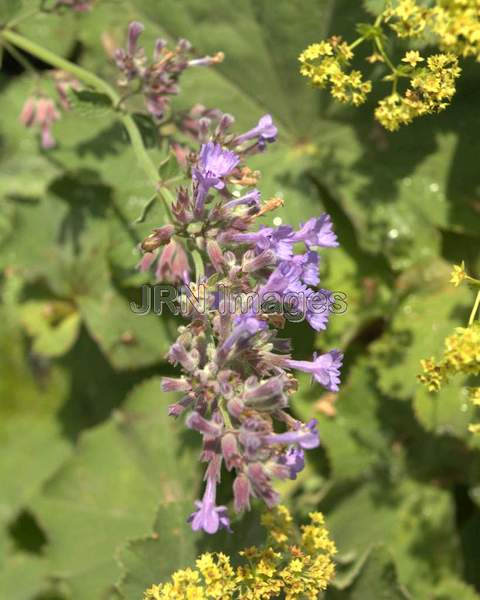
[
  {"xmin": 114, "ymin": 22, "xmax": 222, "ymax": 119},
  {"xmin": 188, "ymin": 476, "xmax": 231, "ymax": 534}
]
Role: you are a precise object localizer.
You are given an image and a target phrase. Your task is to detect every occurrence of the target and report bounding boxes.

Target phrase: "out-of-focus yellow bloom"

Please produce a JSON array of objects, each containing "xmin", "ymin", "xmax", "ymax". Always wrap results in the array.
[
  {"xmin": 450, "ymin": 261, "xmax": 468, "ymax": 287},
  {"xmin": 299, "ymin": 38, "xmax": 372, "ymax": 107},
  {"xmin": 375, "ymin": 53, "xmax": 460, "ymax": 131},
  {"xmin": 384, "ymin": 0, "xmax": 431, "ymax": 37},
  {"xmin": 144, "ymin": 505, "xmax": 336, "ymax": 599},
  {"xmin": 402, "ymin": 50, "xmax": 424, "ymax": 66}
]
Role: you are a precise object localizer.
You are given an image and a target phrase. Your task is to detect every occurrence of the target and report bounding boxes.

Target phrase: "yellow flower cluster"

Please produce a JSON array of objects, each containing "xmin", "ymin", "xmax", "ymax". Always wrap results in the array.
[
  {"xmin": 299, "ymin": 38, "xmax": 372, "ymax": 106},
  {"xmin": 384, "ymin": 0, "xmax": 431, "ymax": 37},
  {"xmin": 419, "ymin": 263, "xmax": 480, "ymax": 434},
  {"xmin": 375, "ymin": 53, "xmax": 461, "ymax": 131},
  {"xmin": 431, "ymin": 0, "xmax": 480, "ymax": 60},
  {"xmin": 299, "ymin": 0, "xmax": 480, "ymax": 130},
  {"xmin": 144, "ymin": 505, "xmax": 336, "ymax": 600},
  {"xmin": 419, "ymin": 324, "xmax": 480, "ymax": 392}
]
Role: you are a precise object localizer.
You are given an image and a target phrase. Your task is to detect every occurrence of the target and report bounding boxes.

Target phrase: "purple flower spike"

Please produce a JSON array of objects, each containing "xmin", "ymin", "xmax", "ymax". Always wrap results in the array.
[
  {"xmin": 293, "ymin": 214, "xmax": 339, "ymax": 248},
  {"xmin": 188, "ymin": 477, "xmax": 232, "ymax": 534},
  {"xmin": 285, "ymin": 350, "xmax": 343, "ymax": 391},
  {"xmin": 138, "ymin": 110, "xmax": 343, "ymax": 532}
]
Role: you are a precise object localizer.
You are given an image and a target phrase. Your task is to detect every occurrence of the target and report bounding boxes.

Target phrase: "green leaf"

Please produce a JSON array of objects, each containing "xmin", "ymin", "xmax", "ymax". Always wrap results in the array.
[
  {"xmin": 116, "ymin": 501, "xmax": 197, "ymax": 599},
  {"xmin": 432, "ymin": 577, "xmax": 480, "ymax": 600},
  {"xmin": 0, "ymin": 553, "xmax": 51, "ymax": 600},
  {"xmin": 323, "ymin": 477, "xmax": 462, "ymax": 598},
  {"xmin": 17, "ymin": 9, "xmax": 78, "ymax": 57},
  {"xmin": 19, "ymin": 301, "xmax": 81, "ymax": 358},
  {"xmin": 30, "ymin": 378, "xmax": 199, "ymax": 600},
  {"xmin": 0, "ymin": 277, "xmax": 71, "ymax": 541},
  {"xmin": 67, "ymin": 89, "xmax": 114, "ymax": 119},
  {"xmin": 413, "ymin": 378, "xmax": 475, "ymax": 440},
  {"xmin": 328, "ymin": 546, "xmax": 411, "ymax": 599},
  {"xmin": 293, "ymin": 364, "xmax": 392, "ymax": 480},
  {"xmin": 0, "ymin": 0, "xmax": 23, "ymax": 22},
  {"xmin": 76, "ymin": 282, "xmax": 174, "ymax": 370}
]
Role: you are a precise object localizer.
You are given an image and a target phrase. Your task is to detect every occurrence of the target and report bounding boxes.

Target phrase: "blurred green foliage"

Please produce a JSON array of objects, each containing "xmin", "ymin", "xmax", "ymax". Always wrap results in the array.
[{"xmin": 0, "ymin": 0, "xmax": 479, "ymax": 598}]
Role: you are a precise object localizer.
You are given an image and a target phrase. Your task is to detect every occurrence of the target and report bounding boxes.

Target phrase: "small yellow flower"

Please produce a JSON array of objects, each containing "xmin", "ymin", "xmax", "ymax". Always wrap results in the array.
[
  {"xmin": 402, "ymin": 50, "xmax": 424, "ymax": 67},
  {"xmin": 450, "ymin": 261, "xmax": 468, "ymax": 287}
]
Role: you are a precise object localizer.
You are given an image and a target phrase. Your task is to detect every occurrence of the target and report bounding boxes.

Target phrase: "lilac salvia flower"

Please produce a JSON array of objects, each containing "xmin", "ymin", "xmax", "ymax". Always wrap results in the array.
[
  {"xmin": 281, "ymin": 350, "xmax": 344, "ymax": 392},
  {"xmin": 139, "ymin": 112, "xmax": 343, "ymax": 533},
  {"xmin": 188, "ymin": 475, "xmax": 232, "ymax": 534}
]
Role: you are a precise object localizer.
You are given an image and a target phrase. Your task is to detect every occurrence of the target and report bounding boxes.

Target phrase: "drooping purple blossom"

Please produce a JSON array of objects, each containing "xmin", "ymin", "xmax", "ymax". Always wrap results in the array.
[
  {"xmin": 264, "ymin": 419, "xmax": 320, "ymax": 450},
  {"xmin": 188, "ymin": 476, "xmax": 232, "ymax": 534},
  {"xmin": 283, "ymin": 350, "xmax": 343, "ymax": 391},
  {"xmin": 234, "ymin": 114, "xmax": 278, "ymax": 148}
]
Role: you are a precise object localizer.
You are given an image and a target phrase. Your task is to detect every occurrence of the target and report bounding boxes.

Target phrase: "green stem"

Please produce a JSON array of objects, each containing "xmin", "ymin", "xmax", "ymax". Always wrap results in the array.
[
  {"xmin": 5, "ymin": 7, "xmax": 42, "ymax": 29},
  {"xmin": 469, "ymin": 291, "xmax": 480, "ymax": 326},
  {"xmin": 1, "ymin": 28, "xmax": 170, "ymax": 208},
  {"xmin": 191, "ymin": 248, "xmax": 205, "ymax": 282},
  {"xmin": 1, "ymin": 29, "xmax": 118, "ymax": 101},
  {"xmin": 374, "ymin": 35, "xmax": 398, "ymax": 76},
  {"xmin": 348, "ymin": 37, "xmax": 365, "ymax": 51},
  {"xmin": 0, "ymin": 39, "xmax": 38, "ymax": 76}
]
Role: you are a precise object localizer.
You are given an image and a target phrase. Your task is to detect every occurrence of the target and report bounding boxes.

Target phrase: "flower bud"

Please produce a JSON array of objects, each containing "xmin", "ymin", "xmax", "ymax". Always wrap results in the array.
[
  {"xmin": 215, "ymin": 113, "xmax": 235, "ymax": 137},
  {"xmin": 168, "ymin": 342, "xmax": 196, "ymax": 371},
  {"xmin": 244, "ymin": 376, "xmax": 287, "ymax": 411},
  {"xmin": 186, "ymin": 412, "xmax": 222, "ymax": 436},
  {"xmin": 127, "ymin": 21, "xmax": 144, "ymax": 55},
  {"xmin": 161, "ymin": 377, "xmax": 191, "ymax": 392},
  {"xmin": 19, "ymin": 98, "xmax": 36, "ymax": 127},
  {"xmin": 242, "ymin": 249, "xmax": 276, "ymax": 273},
  {"xmin": 141, "ymin": 224, "xmax": 175, "ymax": 252},
  {"xmin": 206, "ymin": 240, "xmax": 225, "ymax": 272},
  {"xmin": 233, "ymin": 473, "xmax": 251, "ymax": 512},
  {"xmin": 221, "ymin": 433, "xmax": 240, "ymax": 470}
]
